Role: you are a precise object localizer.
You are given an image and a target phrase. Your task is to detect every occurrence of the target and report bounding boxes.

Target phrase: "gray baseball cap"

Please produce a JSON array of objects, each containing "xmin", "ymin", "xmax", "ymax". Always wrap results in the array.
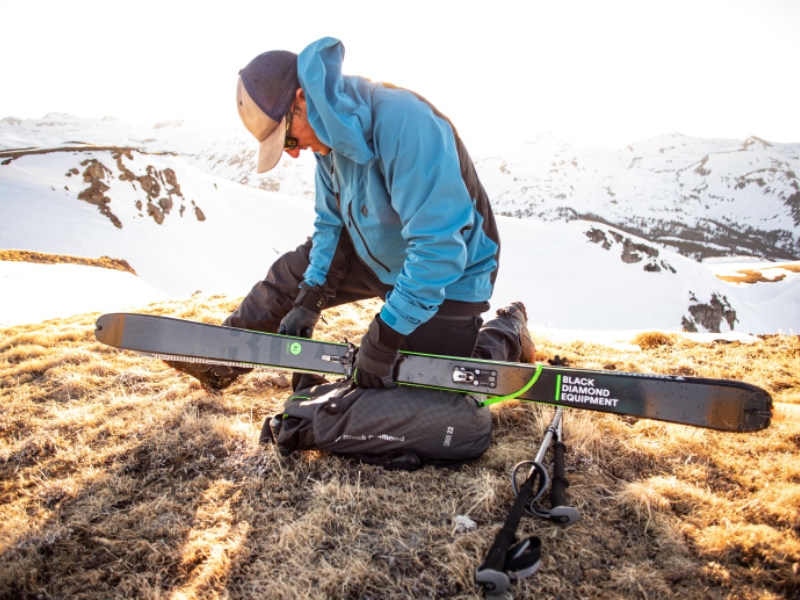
[{"xmin": 236, "ymin": 50, "xmax": 299, "ymax": 173}]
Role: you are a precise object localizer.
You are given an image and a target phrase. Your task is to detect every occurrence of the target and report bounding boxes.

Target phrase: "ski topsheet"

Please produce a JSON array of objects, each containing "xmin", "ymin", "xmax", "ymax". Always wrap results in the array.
[{"xmin": 94, "ymin": 313, "xmax": 773, "ymax": 433}]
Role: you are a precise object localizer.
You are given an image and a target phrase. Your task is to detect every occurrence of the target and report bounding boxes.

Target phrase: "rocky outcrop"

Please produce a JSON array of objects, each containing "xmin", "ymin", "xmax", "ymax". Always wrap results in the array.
[
  {"xmin": 585, "ymin": 227, "xmax": 676, "ymax": 273},
  {"xmin": 163, "ymin": 168, "xmax": 182, "ymax": 197},
  {"xmin": 621, "ymin": 237, "xmax": 659, "ymax": 264},
  {"xmin": 585, "ymin": 228, "xmax": 611, "ymax": 249},
  {"xmin": 147, "ymin": 203, "xmax": 165, "ymax": 225},
  {"xmin": 65, "ymin": 147, "xmax": 204, "ymax": 228},
  {"xmin": 77, "ymin": 159, "xmax": 122, "ymax": 228},
  {"xmin": 682, "ymin": 293, "xmax": 738, "ymax": 333}
]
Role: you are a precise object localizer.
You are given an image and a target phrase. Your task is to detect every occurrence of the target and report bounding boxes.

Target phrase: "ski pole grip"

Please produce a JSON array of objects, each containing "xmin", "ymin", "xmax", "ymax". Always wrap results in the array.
[{"xmin": 550, "ymin": 440, "xmax": 569, "ymax": 509}]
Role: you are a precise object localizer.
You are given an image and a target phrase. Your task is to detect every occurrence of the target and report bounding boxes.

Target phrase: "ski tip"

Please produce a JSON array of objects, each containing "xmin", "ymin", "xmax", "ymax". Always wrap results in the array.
[
  {"xmin": 95, "ymin": 313, "xmax": 125, "ymax": 347},
  {"xmin": 772, "ymin": 402, "xmax": 800, "ymax": 425}
]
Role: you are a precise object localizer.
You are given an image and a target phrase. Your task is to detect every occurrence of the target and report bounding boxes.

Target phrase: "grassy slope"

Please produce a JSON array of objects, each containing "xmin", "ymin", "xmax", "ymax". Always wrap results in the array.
[
  {"xmin": 0, "ymin": 250, "xmax": 136, "ymax": 275},
  {"xmin": 0, "ymin": 295, "xmax": 798, "ymax": 599}
]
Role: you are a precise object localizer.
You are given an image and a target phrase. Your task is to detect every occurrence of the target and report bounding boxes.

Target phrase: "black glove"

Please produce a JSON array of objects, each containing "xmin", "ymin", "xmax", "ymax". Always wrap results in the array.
[
  {"xmin": 278, "ymin": 287, "xmax": 324, "ymax": 338},
  {"xmin": 278, "ymin": 306, "xmax": 319, "ymax": 337},
  {"xmin": 354, "ymin": 314, "xmax": 405, "ymax": 389}
]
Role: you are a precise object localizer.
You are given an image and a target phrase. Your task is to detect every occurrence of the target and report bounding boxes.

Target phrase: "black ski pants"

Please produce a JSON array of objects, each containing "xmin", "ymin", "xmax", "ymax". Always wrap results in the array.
[{"xmin": 223, "ymin": 236, "xmax": 524, "ymax": 362}]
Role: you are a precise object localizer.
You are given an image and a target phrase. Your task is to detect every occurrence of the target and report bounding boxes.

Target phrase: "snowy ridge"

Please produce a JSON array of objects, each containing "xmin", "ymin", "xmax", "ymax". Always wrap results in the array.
[
  {"xmin": 3, "ymin": 116, "xmax": 799, "ymax": 262},
  {"xmin": 1, "ymin": 115, "xmax": 799, "ymax": 333},
  {"xmin": 0, "ymin": 145, "xmax": 316, "ymax": 297},
  {"xmin": 0, "ymin": 114, "xmax": 316, "ymax": 200},
  {"xmin": 477, "ymin": 132, "xmax": 800, "ymax": 261}
]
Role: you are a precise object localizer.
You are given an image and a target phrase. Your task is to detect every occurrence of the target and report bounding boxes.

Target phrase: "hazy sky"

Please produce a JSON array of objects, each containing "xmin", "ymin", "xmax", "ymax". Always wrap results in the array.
[{"xmin": 3, "ymin": 0, "xmax": 798, "ymax": 152}]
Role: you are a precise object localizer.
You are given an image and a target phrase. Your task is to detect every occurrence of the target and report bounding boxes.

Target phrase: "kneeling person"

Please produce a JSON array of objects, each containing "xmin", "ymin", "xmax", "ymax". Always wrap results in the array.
[{"xmin": 172, "ymin": 37, "xmax": 512, "ymax": 391}]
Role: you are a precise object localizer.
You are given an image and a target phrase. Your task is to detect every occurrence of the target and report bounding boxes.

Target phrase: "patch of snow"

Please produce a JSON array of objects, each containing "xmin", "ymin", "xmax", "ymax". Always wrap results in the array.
[{"xmin": 0, "ymin": 261, "xmax": 172, "ymax": 326}]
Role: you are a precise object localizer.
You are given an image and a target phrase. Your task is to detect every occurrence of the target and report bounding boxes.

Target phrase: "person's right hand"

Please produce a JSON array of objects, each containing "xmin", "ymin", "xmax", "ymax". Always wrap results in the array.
[
  {"xmin": 278, "ymin": 306, "xmax": 319, "ymax": 338},
  {"xmin": 353, "ymin": 314, "xmax": 405, "ymax": 388}
]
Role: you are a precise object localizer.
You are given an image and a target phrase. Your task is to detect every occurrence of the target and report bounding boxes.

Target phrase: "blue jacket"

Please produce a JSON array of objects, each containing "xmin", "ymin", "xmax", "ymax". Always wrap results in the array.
[{"xmin": 298, "ymin": 38, "xmax": 500, "ymax": 335}]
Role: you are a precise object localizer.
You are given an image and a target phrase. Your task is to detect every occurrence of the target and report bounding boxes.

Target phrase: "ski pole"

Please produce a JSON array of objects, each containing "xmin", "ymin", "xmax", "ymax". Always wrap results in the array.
[
  {"xmin": 476, "ymin": 407, "xmax": 566, "ymax": 595},
  {"xmin": 475, "ymin": 462, "xmax": 545, "ymax": 595},
  {"xmin": 527, "ymin": 407, "xmax": 580, "ymax": 526},
  {"xmin": 548, "ymin": 412, "xmax": 580, "ymax": 525}
]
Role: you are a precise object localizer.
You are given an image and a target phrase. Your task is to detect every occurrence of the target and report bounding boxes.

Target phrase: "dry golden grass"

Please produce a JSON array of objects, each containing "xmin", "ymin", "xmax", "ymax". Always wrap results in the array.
[
  {"xmin": 0, "ymin": 250, "xmax": 136, "ymax": 275},
  {"xmin": 1, "ymin": 295, "xmax": 798, "ymax": 599},
  {"xmin": 716, "ymin": 262, "xmax": 800, "ymax": 284}
]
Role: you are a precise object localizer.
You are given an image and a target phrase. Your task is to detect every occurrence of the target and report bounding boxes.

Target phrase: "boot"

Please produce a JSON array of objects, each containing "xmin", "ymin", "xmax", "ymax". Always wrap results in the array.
[
  {"xmin": 496, "ymin": 301, "xmax": 535, "ymax": 363},
  {"xmin": 164, "ymin": 360, "xmax": 243, "ymax": 392}
]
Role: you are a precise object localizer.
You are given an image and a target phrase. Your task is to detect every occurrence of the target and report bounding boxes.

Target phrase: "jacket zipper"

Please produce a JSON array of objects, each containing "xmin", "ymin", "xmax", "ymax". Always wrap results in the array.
[
  {"xmin": 331, "ymin": 154, "xmax": 391, "ymax": 274},
  {"xmin": 330, "ymin": 158, "xmax": 341, "ymax": 213},
  {"xmin": 347, "ymin": 203, "xmax": 391, "ymax": 273}
]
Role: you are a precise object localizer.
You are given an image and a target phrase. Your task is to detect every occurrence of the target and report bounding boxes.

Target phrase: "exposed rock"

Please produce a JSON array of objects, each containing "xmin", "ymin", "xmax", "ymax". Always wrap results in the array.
[
  {"xmin": 788, "ymin": 191, "xmax": 800, "ymax": 227},
  {"xmin": 621, "ymin": 238, "xmax": 658, "ymax": 263},
  {"xmin": 139, "ymin": 167, "xmax": 161, "ymax": 199},
  {"xmin": 585, "ymin": 228, "xmax": 611, "ymax": 249},
  {"xmin": 78, "ymin": 159, "xmax": 121, "ymax": 228},
  {"xmin": 586, "ymin": 227, "xmax": 668, "ymax": 270},
  {"xmin": 683, "ymin": 293, "xmax": 738, "ymax": 333},
  {"xmin": 78, "ymin": 179, "xmax": 110, "ymax": 206},
  {"xmin": 147, "ymin": 202, "xmax": 165, "ymax": 225},
  {"xmin": 110, "ymin": 150, "xmax": 186, "ymax": 223},
  {"xmin": 694, "ymin": 156, "xmax": 712, "ymax": 176},
  {"xmin": 681, "ymin": 317, "xmax": 697, "ymax": 333},
  {"xmin": 113, "ymin": 151, "xmax": 137, "ymax": 184},
  {"xmin": 80, "ymin": 158, "xmax": 112, "ymax": 183},
  {"xmin": 259, "ymin": 178, "xmax": 281, "ymax": 192},
  {"xmin": 163, "ymin": 168, "xmax": 182, "ymax": 197},
  {"xmin": 194, "ymin": 206, "xmax": 206, "ymax": 222}
]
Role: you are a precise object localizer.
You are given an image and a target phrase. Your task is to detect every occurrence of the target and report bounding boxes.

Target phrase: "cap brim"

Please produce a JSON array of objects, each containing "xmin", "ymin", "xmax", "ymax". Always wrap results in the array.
[{"xmin": 256, "ymin": 114, "xmax": 286, "ymax": 174}]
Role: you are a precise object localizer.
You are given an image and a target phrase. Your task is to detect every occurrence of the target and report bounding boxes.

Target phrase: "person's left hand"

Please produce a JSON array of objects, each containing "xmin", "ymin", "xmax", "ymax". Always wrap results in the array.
[{"xmin": 354, "ymin": 315, "xmax": 405, "ymax": 388}]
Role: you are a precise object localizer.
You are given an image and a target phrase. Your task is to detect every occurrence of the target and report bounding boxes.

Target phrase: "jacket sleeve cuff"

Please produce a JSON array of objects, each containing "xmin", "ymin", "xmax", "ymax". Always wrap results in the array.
[
  {"xmin": 295, "ymin": 284, "xmax": 326, "ymax": 313},
  {"xmin": 375, "ymin": 314, "xmax": 406, "ymax": 351}
]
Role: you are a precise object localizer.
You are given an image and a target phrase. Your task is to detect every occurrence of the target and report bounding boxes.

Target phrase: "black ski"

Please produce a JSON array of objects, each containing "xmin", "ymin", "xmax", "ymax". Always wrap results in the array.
[{"xmin": 94, "ymin": 313, "xmax": 773, "ymax": 432}]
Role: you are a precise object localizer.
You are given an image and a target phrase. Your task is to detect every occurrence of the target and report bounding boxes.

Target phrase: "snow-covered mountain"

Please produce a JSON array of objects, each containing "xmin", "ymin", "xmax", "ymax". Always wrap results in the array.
[
  {"xmin": 477, "ymin": 133, "xmax": 800, "ymax": 262},
  {"xmin": 0, "ymin": 114, "xmax": 317, "ymax": 200},
  {"xmin": 3, "ymin": 115, "xmax": 799, "ymax": 263},
  {"xmin": 1, "ymin": 113, "xmax": 799, "ymax": 333},
  {"xmin": 0, "ymin": 145, "xmax": 314, "ymax": 297}
]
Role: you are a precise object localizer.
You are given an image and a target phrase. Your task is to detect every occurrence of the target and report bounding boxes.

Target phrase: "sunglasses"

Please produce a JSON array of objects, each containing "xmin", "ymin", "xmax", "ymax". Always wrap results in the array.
[{"xmin": 284, "ymin": 104, "xmax": 299, "ymax": 150}]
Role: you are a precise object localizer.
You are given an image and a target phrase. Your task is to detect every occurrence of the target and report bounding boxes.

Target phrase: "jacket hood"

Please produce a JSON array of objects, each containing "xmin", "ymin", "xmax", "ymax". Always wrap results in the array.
[{"xmin": 297, "ymin": 37, "xmax": 376, "ymax": 164}]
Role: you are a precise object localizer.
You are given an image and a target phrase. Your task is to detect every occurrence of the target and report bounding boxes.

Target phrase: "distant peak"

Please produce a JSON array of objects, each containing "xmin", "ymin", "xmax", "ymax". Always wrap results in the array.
[{"xmin": 743, "ymin": 135, "xmax": 772, "ymax": 148}]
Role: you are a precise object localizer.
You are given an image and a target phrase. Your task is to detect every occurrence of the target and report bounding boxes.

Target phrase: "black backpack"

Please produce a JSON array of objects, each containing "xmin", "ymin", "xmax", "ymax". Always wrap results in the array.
[{"xmin": 262, "ymin": 377, "xmax": 492, "ymax": 471}]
